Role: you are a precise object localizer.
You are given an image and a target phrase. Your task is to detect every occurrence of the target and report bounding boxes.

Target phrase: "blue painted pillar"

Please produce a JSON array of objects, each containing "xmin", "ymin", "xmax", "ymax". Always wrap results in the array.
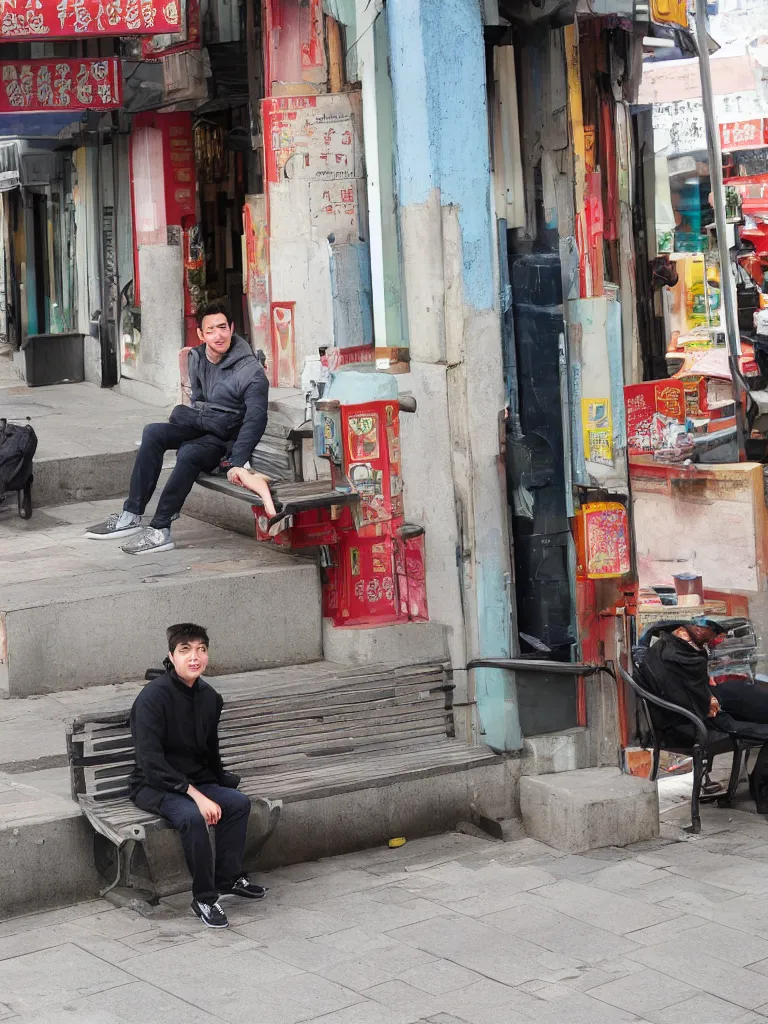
[{"xmin": 387, "ymin": 0, "xmax": 522, "ymax": 752}]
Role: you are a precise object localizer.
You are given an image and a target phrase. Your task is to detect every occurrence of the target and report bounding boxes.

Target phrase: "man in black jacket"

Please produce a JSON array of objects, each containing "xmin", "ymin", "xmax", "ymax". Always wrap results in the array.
[
  {"xmin": 129, "ymin": 623, "xmax": 267, "ymax": 929},
  {"xmin": 85, "ymin": 299, "xmax": 269, "ymax": 555}
]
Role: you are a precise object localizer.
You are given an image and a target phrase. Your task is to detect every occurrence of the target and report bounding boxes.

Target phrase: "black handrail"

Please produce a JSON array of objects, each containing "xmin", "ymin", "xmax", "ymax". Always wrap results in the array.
[{"xmin": 466, "ymin": 658, "xmax": 601, "ymax": 676}]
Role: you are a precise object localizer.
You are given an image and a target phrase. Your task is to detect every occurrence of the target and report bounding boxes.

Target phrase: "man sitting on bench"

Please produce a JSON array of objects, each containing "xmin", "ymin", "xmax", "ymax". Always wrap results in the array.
[
  {"xmin": 85, "ymin": 299, "xmax": 271, "ymax": 554},
  {"xmin": 128, "ymin": 622, "xmax": 267, "ymax": 929}
]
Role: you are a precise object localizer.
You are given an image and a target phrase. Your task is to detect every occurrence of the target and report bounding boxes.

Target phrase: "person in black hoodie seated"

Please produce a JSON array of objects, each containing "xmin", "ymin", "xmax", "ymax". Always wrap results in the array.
[
  {"xmin": 638, "ymin": 617, "xmax": 768, "ymax": 744},
  {"xmin": 129, "ymin": 623, "xmax": 267, "ymax": 929}
]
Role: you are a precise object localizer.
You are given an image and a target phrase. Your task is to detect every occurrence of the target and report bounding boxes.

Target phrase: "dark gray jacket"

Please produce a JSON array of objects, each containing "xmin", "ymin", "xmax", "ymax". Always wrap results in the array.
[{"xmin": 186, "ymin": 335, "xmax": 269, "ymax": 467}]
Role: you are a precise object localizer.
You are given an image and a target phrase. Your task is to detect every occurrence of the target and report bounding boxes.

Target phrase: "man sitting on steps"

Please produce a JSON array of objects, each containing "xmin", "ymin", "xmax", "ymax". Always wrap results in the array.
[
  {"xmin": 129, "ymin": 622, "xmax": 268, "ymax": 929},
  {"xmin": 85, "ymin": 299, "xmax": 269, "ymax": 555}
]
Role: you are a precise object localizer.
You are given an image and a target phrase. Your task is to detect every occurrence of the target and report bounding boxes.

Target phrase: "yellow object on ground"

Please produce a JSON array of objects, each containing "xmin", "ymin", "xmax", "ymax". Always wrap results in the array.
[{"xmin": 388, "ymin": 837, "xmax": 406, "ymax": 848}]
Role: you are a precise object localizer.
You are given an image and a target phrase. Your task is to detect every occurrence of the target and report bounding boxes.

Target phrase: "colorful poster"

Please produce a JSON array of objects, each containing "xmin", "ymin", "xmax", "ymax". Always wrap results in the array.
[
  {"xmin": 0, "ymin": 58, "xmax": 122, "ymax": 111},
  {"xmin": 624, "ymin": 380, "xmax": 686, "ymax": 455},
  {"xmin": 582, "ymin": 398, "xmax": 613, "ymax": 466},
  {"xmin": 581, "ymin": 502, "xmax": 631, "ymax": 579},
  {"xmin": 347, "ymin": 414, "xmax": 379, "ymax": 462},
  {"xmin": 0, "ymin": 0, "xmax": 180, "ymax": 38},
  {"xmin": 271, "ymin": 302, "xmax": 295, "ymax": 388}
]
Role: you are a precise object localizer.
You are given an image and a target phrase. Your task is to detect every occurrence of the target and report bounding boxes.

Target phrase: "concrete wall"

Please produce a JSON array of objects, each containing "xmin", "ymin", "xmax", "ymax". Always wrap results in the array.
[
  {"xmin": 119, "ymin": 243, "xmax": 184, "ymax": 404},
  {"xmin": 388, "ymin": 0, "xmax": 518, "ymax": 751}
]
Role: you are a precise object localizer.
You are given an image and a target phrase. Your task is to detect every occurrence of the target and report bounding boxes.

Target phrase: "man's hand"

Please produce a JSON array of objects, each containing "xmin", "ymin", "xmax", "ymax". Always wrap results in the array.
[
  {"xmin": 187, "ymin": 785, "xmax": 221, "ymax": 824},
  {"xmin": 708, "ymin": 694, "xmax": 721, "ymax": 718}
]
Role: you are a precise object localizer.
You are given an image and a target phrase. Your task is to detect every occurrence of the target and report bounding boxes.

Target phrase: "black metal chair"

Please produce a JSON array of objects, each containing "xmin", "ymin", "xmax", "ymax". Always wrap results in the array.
[{"xmin": 617, "ymin": 660, "xmax": 756, "ymax": 834}]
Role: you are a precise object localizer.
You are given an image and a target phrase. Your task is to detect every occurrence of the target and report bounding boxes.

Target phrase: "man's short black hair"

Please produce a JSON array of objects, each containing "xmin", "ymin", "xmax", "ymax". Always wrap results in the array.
[
  {"xmin": 167, "ymin": 623, "xmax": 210, "ymax": 652},
  {"xmin": 196, "ymin": 299, "xmax": 232, "ymax": 328}
]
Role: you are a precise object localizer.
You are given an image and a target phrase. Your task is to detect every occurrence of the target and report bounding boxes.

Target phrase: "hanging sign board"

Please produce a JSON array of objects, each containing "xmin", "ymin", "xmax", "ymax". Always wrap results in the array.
[
  {"xmin": 0, "ymin": 0, "xmax": 181, "ymax": 39},
  {"xmin": 0, "ymin": 58, "xmax": 122, "ymax": 111}
]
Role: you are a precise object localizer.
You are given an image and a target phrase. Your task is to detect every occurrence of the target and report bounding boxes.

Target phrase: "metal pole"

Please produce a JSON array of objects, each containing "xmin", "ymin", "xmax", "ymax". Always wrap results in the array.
[{"xmin": 694, "ymin": 1, "xmax": 746, "ymax": 458}]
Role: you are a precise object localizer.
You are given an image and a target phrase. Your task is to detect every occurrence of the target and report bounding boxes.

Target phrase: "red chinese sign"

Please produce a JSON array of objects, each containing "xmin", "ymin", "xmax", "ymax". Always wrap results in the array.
[
  {"xmin": 0, "ymin": 0, "xmax": 181, "ymax": 39},
  {"xmin": 720, "ymin": 119, "xmax": 768, "ymax": 152},
  {"xmin": 0, "ymin": 58, "xmax": 122, "ymax": 112},
  {"xmin": 624, "ymin": 379, "xmax": 686, "ymax": 455}
]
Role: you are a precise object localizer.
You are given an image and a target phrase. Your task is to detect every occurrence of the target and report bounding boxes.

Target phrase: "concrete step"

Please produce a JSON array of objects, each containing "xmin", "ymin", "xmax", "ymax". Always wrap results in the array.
[
  {"xmin": 0, "ymin": 380, "xmax": 172, "ymax": 507},
  {"xmin": 519, "ymin": 766, "xmax": 660, "ymax": 854},
  {"xmin": 0, "ymin": 499, "xmax": 321, "ymax": 697}
]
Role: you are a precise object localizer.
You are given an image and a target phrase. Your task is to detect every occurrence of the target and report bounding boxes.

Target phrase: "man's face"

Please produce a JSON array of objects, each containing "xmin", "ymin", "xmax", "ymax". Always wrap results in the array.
[
  {"xmin": 198, "ymin": 313, "xmax": 234, "ymax": 361},
  {"xmin": 687, "ymin": 625, "xmax": 721, "ymax": 650},
  {"xmin": 169, "ymin": 639, "xmax": 209, "ymax": 684}
]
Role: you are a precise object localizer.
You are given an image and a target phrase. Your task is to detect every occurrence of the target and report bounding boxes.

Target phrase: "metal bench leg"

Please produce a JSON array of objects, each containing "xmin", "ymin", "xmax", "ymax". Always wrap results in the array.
[
  {"xmin": 688, "ymin": 743, "xmax": 704, "ymax": 834},
  {"xmin": 650, "ymin": 742, "xmax": 661, "ymax": 783},
  {"xmin": 94, "ymin": 834, "xmax": 136, "ymax": 898},
  {"xmin": 718, "ymin": 742, "xmax": 743, "ymax": 807}
]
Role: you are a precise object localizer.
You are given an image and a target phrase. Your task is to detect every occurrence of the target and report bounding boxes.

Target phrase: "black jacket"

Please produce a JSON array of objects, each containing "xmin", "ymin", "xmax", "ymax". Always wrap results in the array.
[
  {"xmin": 637, "ymin": 631, "xmax": 713, "ymax": 744},
  {"xmin": 128, "ymin": 670, "xmax": 240, "ymax": 809},
  {"xmin": 185, "ymin": 334, "xmax": 269, "ymax": 467}
]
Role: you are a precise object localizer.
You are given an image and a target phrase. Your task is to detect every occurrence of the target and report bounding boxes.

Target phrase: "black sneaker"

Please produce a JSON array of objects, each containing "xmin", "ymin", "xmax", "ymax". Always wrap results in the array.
[
  {"xmin": 192, "ymin": 898, "xmax": 229, "ymax": 928},
  {"xmin": 218, "ymin": 875, "xmax": 269, "ymax": 900}
]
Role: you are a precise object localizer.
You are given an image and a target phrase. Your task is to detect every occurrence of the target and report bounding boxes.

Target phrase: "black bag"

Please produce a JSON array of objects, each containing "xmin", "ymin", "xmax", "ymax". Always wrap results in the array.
[{"xmin": 0, "ymin": 418, "xmax": 37, "ymax": 509}]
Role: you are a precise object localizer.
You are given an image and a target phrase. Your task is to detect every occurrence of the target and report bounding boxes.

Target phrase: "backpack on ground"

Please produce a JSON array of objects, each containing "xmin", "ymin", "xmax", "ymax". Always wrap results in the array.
[{"xmin": 0, "ymin": 417, "xmax": 37, "ymax": 518}]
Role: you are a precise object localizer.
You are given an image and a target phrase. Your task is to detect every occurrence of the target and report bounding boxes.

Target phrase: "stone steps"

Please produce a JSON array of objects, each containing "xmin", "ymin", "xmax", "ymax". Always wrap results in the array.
[{"xmin": 0, "ymin": 498, "xmax": 321, "ymax": 697}]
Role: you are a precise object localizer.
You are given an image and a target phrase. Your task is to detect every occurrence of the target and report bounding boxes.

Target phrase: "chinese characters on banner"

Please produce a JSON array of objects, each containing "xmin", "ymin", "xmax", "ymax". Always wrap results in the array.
[
  {"xmin": 0, "ymin": 0, "xmax": 180, "ymax": 39},
  {"xmin": 0, "ymin": 58, "xmax": 122, "ymax": 111},
  {"xmin": 720, "ymin": 119, "xmax": 767, "ymax": 152}
]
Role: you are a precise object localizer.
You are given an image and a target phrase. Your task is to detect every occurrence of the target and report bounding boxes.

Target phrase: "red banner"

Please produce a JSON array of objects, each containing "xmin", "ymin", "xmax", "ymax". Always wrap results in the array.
[
  {"xmin": 720, "ymin": 119, "xmax": 768, "ymax": 152},
  {"xmin": 0, "ymin": 0, "xmax": 181, "ymax": 39},
  {"xmin": 0, "ymin": 58, "xmax": 122, "ymax": 112}
]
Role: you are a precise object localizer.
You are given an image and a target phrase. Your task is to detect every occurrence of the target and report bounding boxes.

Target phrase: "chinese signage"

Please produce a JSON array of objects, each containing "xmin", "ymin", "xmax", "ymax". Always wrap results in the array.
[
  {"xmin": 653, "ymin": 92, "xmax": 765, "ymax": 156},
  {"xmin": 720, "ymin": 119, "xmax": 767, "ymax": 152},
  {"xmin": 0, "ymin": 0, "xmax": 181, "ymax": 39},
  {"xmin": 0, "ymin": 58, "xmax": 122, "ymax": 112}
]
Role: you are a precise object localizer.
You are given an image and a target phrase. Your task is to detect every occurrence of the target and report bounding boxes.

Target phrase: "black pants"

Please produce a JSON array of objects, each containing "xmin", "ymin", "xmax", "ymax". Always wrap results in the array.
[
  {"xmin": 713, "ymin": 680, "xmax": 768, "ymax": 724},
  {"xmin": 133, "ymin": 783, "xmax": 251, "ymax": 903},
  {"xmin": 123, "ymin": 421, "xmax": 226, "ymax": 529}
]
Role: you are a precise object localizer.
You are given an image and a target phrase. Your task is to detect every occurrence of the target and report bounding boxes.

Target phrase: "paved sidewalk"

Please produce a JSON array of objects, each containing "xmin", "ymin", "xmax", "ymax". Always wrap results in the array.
[{"xmin": 3, "ymin": 809, "xmax": 768, "ymax": 1024}]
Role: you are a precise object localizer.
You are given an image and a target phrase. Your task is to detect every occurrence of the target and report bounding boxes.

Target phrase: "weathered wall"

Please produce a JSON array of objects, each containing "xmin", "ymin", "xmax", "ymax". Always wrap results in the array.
[{"xmin": 389, "ymin": 0, "xmax": 518, "ymax": 750}]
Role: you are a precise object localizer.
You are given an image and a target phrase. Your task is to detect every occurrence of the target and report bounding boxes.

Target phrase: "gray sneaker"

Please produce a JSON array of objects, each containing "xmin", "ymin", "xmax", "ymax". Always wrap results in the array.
[
  {"xmin": 121, "ymin": 526, "xmax": 175, "ymax": 555},
  {"xmin": 85, "ymin": 510, "xmax": 142, "ymax": 540}
]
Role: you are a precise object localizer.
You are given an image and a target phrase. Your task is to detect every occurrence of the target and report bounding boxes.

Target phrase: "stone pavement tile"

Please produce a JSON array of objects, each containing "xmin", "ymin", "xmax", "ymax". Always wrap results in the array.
[
  {"xmin": 483, "ymin": 899, "xmax": 642, "ymax": 965},
  {"xmin": 303, "ymin": 1002, "xmax": 426, "ymax": 1024},
  {"xmin": 668, "ymin": 922, "xmax": 768, "ymax": 967},
  {"xmin": 433, "ymin": 977, "xmax": 544, "ymax": 1024},
  {"xmin": 70, "ymin": 908, "xmax": 154, "ymax": 940},
  {"xmin": 624, "ymin": 914, "xmax": 710, "ymax": 946},
  {"xmin": 522, "ymin": 853, "xmax": 619, "ymax": 879},
  {"xmin": 0, "ymin": 943, "xmax": 132, "ymax": 1015},
  {"xmin": 230, "ymin": 934, "xmax": 361, "ymax": 973},
  {"xmin": 528, "ymin": 880, "xmax": 679, "ymax": 936},
  {"xmin": 473, "ymin": 838, "xmax": 565, "ymax": 868},
  {"xmin": 274, "ymin": 870, "xmax": 398, "ymax": 906},
  {"xmin": 627, "ymin": 942, "xmax": 768, "ymax": 1009},
  {"xmin": 232, "ymin": 905, "xmax": 353, "ymax": 942},
  {"xmin": 397, "ymin": 959, "xmax": 484, "ymax": 995},
  {"xmin": 0, "ymin": 900, "xmax": 113, "ymax": 939},
  {"xmin": 0, "ymin": 1005, "xmax": 13, "ymax": 1023},
  {"xmin": 556, "ymin": 958, "xmax": 647, "ymax": 993},
  {"xmin": 582, "ymin": 860, "xmax": 668, "ymax": 894},
  {"xmin": 362, "ymin": 980, "xmax": 443, "ymax": 1018},
  {"xmin": 315, "ymin": 946, "xmax": 438, "ymax": 993},
  {"xmin": 388, "ymin": 914, "xmax": 582, "ymax": 987},
  {"xmin": 58, "ymin": 980, "xmax": 227, "ymax": 1023},
  {"xmin": 368, "ymin": 884, "xmax": 462, "ymax": 907},
  {"xmin": 587, "ymin": 966, "xmax": 698, "ymax": 1016},
  {"xmin": 0, "ymin": 922, "xmax": 88, "ymax": 962},
  {"xmin": 647, "ymin": 992, "xmax": 768, "ymax": 1023},
  {"xmin": 123, "ymin": 942, "xmax": 357, "ymax": 1023},
  {"xmin": 311, "ymin": 894, "xmax": 452, "ymax": 932},
  {"xmin": 710, "ymin": 894, "xmax": 768, "ymax": 938}
]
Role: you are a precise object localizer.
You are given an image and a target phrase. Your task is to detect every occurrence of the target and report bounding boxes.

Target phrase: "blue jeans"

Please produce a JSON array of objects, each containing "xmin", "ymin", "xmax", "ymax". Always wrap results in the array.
[{"xmin": 133, "ymin": 783, "xmax": 251, "ymax": 903}]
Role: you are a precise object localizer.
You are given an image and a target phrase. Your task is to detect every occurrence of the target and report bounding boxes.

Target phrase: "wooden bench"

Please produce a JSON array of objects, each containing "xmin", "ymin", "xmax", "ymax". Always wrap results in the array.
[{"xmin": 67, "ymin": 662, "xmax": 500, "ymax": 902}]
